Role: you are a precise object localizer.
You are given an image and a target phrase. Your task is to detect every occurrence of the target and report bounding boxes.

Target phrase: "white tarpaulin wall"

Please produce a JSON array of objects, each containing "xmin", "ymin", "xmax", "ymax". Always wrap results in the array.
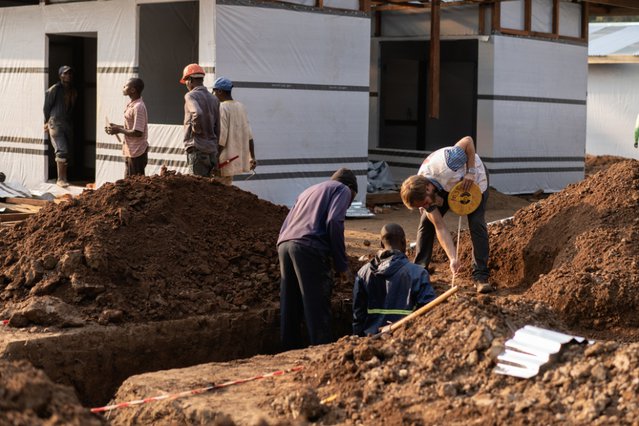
[
  {"xmin": 0, "ymin": 0, "xmax": 136, "ymax": 188},
  {"xmin": 0, "ymin": 0, "xmax": 370, "ymax": 207},
  {"xmin": 587, "ymin": 23, "xmax": 639, "ymax": 160},
  {"xmin": 215, "ymin": 1, "xmax": 370, "ymax": 206},
  {"xmin": 587, "ymin": 64, "xmax": 639, "ymax": 160},
  {"xmin": 477, "ymin": 36, "xmax": 587, "ymax": 194}
]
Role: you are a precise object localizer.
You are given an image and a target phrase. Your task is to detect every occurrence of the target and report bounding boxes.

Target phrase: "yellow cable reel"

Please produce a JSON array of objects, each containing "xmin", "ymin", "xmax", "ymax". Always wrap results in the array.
[{"xmin": 448, "ymin": 181, "xmax": 482, "ymax": 215}]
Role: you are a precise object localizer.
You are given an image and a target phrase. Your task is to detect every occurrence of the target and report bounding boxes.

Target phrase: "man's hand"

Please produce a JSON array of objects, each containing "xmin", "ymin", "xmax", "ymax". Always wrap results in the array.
[
  {"xmin": 250, "ymin": 158, "xmax": 257, "ymax": 170},
  {"xmin": 43, "ymin": 123, "xmax": 49, "ymax": 133},
  {"xmin": 461, "ymin": 173, "xmax": 475, "ymax": 191},
  {"xmin": 105, "ymin": 123, "xmax": 121, "ymax": 135},
  {"xmin": 635, "ymin": 140, "xmax": 638, "ymax": 149},
  {"xmin": 449, "ymin": 257, "xmax": 460, "ymax": 276}
]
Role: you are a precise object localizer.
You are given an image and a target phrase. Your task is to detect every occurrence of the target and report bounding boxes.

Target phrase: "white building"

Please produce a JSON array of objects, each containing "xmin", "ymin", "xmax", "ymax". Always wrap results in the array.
[
  {"xmin": 0, "ymin": 0, "xmax": 635, "ymax": 201},
  {"xmin": 587, "ymin": 22, "xmax": 639, "ymax": 160}
]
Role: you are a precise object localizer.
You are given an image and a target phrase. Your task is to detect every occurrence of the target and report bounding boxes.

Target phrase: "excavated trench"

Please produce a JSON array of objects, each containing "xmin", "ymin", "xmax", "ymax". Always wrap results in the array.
[{"xmin": 0, "ymin": 300, "xmax": 353, "ymax": 407}]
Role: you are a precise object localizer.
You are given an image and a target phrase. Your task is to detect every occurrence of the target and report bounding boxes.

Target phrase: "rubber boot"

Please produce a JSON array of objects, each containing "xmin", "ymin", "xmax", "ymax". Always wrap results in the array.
[{"xmin": 56, "ymin": 161, "xmax": 69, "ymax": 188}]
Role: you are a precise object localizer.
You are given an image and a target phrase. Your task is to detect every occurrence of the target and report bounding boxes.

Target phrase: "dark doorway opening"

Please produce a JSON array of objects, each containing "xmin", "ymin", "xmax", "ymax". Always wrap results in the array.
[
  {"xmin": 139, "ymin": 1, "xmax": 199, "ymax": 125},
  {"xmin": 47, "ymin": 34, "xmax": 97, "ymax": 185},
  {"xmin": 379, "ymin": 40, "xmax": 478, "ymax": 152}
]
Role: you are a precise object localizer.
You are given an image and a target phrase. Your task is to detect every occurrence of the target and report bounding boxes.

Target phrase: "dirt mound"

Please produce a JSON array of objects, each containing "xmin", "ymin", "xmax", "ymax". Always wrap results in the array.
[
  {"xmin": 479, "ymin": 160, "xmax": 639, "ymax": 333},
  {"xmin": 0, "ymin": 359, "xmax": 103, "ymax": 426},
  {"xmin": 0, "ymin": 174, "xmax": 289, "ymax": 327},
  {"xmin": 272, "ymin": 294, "xmax": 639, "ymax": 425},
  {"xmin": 585, "ymin": 154, "xmax": 628, "ymax": 176}
]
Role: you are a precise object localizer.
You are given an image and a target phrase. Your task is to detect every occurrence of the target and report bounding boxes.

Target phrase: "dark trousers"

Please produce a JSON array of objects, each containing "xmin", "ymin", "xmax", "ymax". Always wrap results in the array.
[
  {"xmin": 414, "ymin": 189, "xmax": 490, "ymax": 280},
  {"xmin": 278, "ymin": 241, "xmax": 333, "ymax": 350},
  {"xmin": 125, "ymin": 148, "xmax": 148, "ymax": 178}
]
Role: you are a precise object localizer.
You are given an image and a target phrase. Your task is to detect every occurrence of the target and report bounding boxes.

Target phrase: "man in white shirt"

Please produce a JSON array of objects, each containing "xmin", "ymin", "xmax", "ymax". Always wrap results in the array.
[{"xmin": 212, "ymin": 77, "xmax": 256, "ymax": 185}]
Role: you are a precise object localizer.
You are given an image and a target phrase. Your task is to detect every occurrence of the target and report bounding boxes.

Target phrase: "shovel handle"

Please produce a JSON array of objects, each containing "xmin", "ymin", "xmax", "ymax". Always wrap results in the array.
[{"xmin": 379, "ymin": 285, "xmax": 459, "ymax": 334}]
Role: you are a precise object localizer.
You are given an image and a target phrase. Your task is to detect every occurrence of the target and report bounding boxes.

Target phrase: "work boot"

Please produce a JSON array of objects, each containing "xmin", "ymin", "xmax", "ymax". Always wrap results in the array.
[
  {"xmin": 56, "ymin": 161, "xmax": 69, "ymax": 188},
  {"xmin": 474, "ymin": 277, "xmax": 494, "ymax": 294}
]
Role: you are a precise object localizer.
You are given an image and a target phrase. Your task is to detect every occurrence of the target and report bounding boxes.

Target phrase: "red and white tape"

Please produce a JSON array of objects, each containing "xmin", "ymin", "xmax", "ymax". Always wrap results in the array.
[{"xmin": 91, "ymin": 365, "xmax": 304, "ymax": 414}]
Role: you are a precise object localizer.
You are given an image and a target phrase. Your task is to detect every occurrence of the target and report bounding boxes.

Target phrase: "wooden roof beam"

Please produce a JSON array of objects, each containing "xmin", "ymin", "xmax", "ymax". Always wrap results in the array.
[{"xmin": 584, "ymin": 0, "xmax": 639, "ymax": 10}]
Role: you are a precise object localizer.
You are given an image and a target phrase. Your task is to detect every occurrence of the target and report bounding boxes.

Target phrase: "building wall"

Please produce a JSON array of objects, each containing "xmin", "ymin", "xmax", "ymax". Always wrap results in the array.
[
  {"xmin": 587, "ymin": 63, "xmax": 639, "ymax": 160},
  {"xmin": 479, "ymin": 35, "xmax": 587, "ymax": 194},
  {"xmin": 0, "ymin": 0, "xmax": 371, "ymax": 206}
]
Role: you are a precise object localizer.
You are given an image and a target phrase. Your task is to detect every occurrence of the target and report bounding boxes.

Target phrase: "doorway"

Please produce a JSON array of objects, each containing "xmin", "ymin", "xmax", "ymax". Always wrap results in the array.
[
  {"xmin": 47, "ymin": 34, "xmax": 97, "ymax": 185},
  {"xmin": 379, "ymin": 40, "xmax": 478, "ymax": 152}
]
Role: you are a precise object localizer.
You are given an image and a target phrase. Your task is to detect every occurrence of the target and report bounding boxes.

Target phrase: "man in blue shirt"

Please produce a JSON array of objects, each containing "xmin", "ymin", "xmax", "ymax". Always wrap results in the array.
[
  {"xmin": 277, "ymin": 168, "xmax": 358, "ymax": 349},
  {"xmin": 353, "ymin": 223, "xmax": 435, "ymax": 336}
]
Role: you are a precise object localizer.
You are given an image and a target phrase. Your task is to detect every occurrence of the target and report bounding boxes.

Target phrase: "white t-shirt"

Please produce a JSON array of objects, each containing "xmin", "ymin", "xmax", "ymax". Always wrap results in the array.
[{"xmin": 417, "ymin": 146, "xmax": 488, "ymax": 193}]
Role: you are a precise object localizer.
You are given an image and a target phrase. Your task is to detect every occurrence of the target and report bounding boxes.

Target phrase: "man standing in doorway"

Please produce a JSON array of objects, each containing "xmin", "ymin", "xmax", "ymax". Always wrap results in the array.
[
  {"xmin": 212, "ymin": 77, "xmax": 256, "ymax": 184},
  {"xmin": 105, "ymin": 78, "xmax": 149, "ymax": 177},
  {"xmin": 44, "ymin": 65, "xmax": 77, "ymax": 187},
  {"xmin": 180, "ymin": 63, "xmax": 220, "ymax": 177}
]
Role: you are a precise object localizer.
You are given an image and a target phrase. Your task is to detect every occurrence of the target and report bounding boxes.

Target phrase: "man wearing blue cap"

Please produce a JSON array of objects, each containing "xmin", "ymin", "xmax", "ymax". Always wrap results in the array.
[
  {"xmin": 400, "ymin": 136, "xmax": 493, "ymax": 294},
  {"xmin": 43, "ymin": 65, "xmax": 77, "ymax": 187},
  {"xmin": 212, "ymin": 77, "xmax": 256, "ymax": 184}
]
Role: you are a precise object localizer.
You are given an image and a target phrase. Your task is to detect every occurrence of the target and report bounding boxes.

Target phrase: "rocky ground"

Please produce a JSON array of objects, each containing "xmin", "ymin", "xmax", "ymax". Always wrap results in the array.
[{"xmin": 0, "ymin": 157, "xmax": 637, "ymax": 425}]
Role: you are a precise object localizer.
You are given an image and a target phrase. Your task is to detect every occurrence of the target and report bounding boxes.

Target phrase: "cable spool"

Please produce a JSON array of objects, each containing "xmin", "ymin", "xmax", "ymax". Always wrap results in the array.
[{"xmin": 448, "ymin": 181, "xmax": 482, "ymax": 215}]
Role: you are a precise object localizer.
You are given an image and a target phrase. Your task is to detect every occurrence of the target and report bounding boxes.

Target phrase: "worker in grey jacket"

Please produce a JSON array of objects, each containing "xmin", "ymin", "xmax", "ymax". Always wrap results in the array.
[
  {"xmin": 43, "ymin": 65, "xmax": 77, "ymax": 187},
  {"xmin": 180, "ymin": 63, "xmax": 220, "ymax": 177}
]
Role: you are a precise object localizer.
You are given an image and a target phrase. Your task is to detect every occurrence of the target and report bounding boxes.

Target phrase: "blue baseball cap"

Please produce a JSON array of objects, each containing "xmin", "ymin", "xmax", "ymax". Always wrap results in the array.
[
  {"xmin": 58, "ymin": 65, "xmax": 72, "ymax": 76},
  {"xmin": 213, "ymin": 77, "xmax": 233, "ymax": 91}
]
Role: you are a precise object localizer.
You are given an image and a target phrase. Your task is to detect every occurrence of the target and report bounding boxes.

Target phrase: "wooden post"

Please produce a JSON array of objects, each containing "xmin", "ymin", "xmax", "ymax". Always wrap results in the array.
[
  {"xmin": 492, "ymin": 0, "xmax": 501, "ymax": 33},
  {"xmin": 552, "ymin": 0, "xmax": 559, "ymax": 37},
  {"xmin": 581, "ymin": 1, "xmax": 589, "ymax": 42},
  {"xmin": 428, "ymin": 0, "xmax": 441, "ymax": 119},
  {"xmin": 524, "ymin": 0, "xmax": 532, "ymax": 32}
]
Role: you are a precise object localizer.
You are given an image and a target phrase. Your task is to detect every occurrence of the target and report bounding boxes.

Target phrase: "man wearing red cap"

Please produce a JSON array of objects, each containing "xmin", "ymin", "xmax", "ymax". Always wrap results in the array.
[{"xmin": 180, "ymin": 64, "xmax": 220, "ymax": 177}]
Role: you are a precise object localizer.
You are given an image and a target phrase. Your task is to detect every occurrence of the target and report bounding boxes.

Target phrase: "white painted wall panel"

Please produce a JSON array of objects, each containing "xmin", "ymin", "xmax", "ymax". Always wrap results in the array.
[{"xmin": 586, "ymin": 64, "xmax": 639, "ymax": 160}]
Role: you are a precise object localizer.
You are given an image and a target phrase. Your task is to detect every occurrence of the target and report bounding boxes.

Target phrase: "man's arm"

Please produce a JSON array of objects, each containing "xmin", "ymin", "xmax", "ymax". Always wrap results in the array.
[
  {"xmin": 425, "ymin": 208, "xmax": 460, "ymax": 275},
  {"xmin": 249, "ymin": 139, "xmax": 256, "ymax": 170},
  {"xmin": 43, "ymin": 86, "xmax": 56, "ymax": 126},
  {"xmin": 455, "ymin": 136, "xmax": 477, "ymax": 190},
  {"xmin": 326, "ymin": 186, "xmax": 352, "ymax": 273},
  {"xmin": 184, "ymin": 95, "xmax": 203, "ymax": 134},
  {"xmin": 352, "ymin": 274, "xmax": 368, "ymax": 336},
  {"xmin": 412, "ymin": 269, "xmax": 436, "ymax": 309}
]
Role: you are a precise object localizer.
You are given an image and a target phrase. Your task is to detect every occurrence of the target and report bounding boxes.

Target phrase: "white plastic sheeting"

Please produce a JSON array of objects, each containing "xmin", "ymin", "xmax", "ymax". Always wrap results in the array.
[
  {"xmin": 587, "ymin": 64, "xmax": 639, "ymax": 160},
  {"xmin": 216, "ymin": 1, "xmax": 370, "ymax": 205},
  {"xmin": 477, "ymin": 35, "xmax": 586, "ymax": 194},
  {"xmin": 0, "ymin": 0, "xmax": 371, "ymax": 207}
]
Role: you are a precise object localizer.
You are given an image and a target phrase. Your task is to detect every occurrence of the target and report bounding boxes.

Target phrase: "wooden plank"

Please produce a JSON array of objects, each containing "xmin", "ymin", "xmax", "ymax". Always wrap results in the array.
[
  {"xmin": 3, "ymin": 197, "xmax": 51, "ymax": 207},
  {"xmin": 0, "ymin": 213, "xmax": 33, "ymax": 222}
]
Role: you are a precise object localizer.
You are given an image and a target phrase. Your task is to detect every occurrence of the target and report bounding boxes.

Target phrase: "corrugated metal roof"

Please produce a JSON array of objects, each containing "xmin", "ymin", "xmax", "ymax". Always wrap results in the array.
[{"xmin": 589, "ymin": 23, "xmax": 639, "ymax": 57}]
